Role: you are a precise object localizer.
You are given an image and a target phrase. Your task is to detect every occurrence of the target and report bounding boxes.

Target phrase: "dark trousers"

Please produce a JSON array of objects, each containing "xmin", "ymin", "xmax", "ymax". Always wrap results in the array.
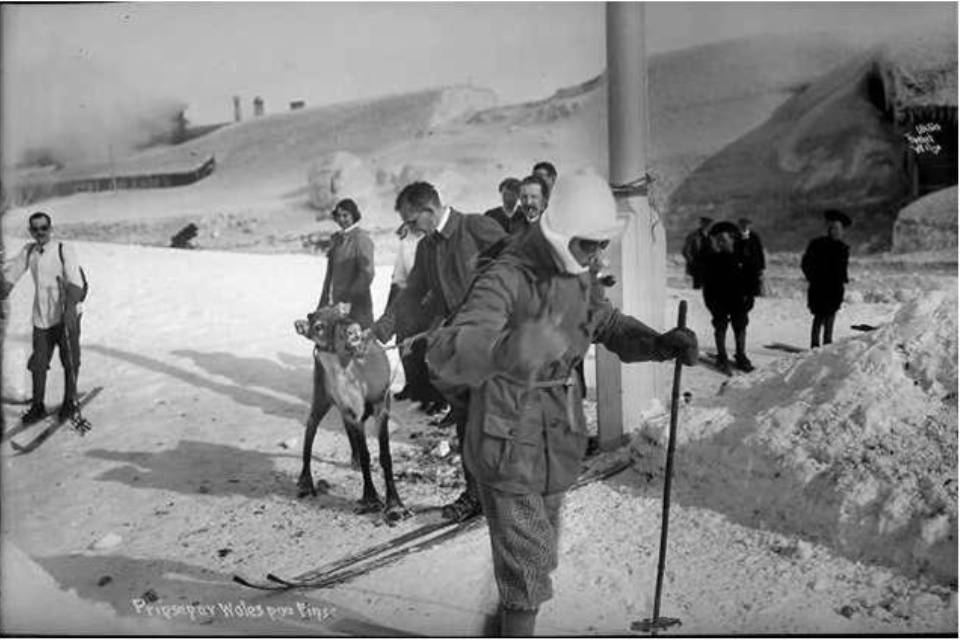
[
  {"xmin": 477, "ymin": 484, "xmax": 564, "ymax": 611},
  {"xmin": 28, "ymin": 318, "xmax": 81, "ymax": 405},
  {"xmin": 710, "ymin": 310, "xmax": 749, "ymax": 360},
  {"xmin": 811, "ymin": 313, "xmax": 836, "ymax": 348},
  {"xmin": 29, "ymin": 321, "xmax": 81, "ymax": 374},
  {"xmin": 402, "ymin": 339, "xmax": 445, "ymax": 404},
  {"xmin": 447, "ymin": 388, "xmax": 479, "ymax": 500}
]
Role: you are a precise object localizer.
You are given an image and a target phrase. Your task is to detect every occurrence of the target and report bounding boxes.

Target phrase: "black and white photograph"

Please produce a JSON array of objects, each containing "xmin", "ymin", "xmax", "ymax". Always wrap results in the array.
[{"xmin": 0, "ymin": 1, "xmax": 957, "ymax": 636}]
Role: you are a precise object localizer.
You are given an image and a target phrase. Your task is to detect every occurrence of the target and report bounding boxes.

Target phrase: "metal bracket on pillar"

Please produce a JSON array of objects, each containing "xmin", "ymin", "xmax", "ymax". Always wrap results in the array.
[{"xmin": 609, "ymin": 173, "xmax": 653, "ymax": 198}]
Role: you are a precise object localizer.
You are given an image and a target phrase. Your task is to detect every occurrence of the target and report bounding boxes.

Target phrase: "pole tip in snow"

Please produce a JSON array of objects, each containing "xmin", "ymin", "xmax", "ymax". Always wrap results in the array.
[{"xmin": 631, "ymin": 617, "xmax": 682, "ymax": 634}]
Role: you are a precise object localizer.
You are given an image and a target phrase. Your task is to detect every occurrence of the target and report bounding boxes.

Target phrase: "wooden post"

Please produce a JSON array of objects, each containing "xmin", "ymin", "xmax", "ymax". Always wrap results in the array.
[{"xmin": 598, "ymin": 2, "xmax": 667, "ymax": 450}]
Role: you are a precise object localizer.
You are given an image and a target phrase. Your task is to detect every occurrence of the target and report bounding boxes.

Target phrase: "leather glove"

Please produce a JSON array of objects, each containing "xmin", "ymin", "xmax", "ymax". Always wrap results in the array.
[{"xmin": 656, "ymin": 327, "xmax": 698, "ymax": 366}]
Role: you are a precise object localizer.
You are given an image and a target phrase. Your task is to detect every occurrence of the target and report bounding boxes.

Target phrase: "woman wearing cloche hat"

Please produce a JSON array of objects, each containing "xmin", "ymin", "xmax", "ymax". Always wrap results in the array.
[{"xmin": 425, "ymin": 169, "xmax": 699, "ymax": 636}]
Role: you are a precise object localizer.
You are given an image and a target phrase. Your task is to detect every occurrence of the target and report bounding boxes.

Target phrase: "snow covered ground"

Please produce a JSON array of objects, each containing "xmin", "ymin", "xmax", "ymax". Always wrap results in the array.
[{"xmin": 1, "ymin": 234, "xmax": 955, "ymax": 635}]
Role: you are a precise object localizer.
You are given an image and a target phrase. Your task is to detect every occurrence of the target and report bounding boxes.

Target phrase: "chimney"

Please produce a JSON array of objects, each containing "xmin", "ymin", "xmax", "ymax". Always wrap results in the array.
[
  {"xmin": 233, "ymin": 96, "xmax": 242, "ymax": 122},
  {"xmin": 253, "ymin": 96, "xmax": 265, "ymax": 117}
]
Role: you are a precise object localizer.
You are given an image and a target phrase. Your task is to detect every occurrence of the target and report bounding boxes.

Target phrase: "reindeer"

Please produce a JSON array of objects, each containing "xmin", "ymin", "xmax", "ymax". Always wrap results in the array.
[{"xmin": 294, "ymin": 305, "xmax": 408, "ymax": 524}]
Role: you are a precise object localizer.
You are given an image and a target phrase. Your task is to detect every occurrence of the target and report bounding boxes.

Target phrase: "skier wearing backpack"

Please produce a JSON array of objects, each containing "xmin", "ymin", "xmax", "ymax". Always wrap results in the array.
[{"xmin": 2, "ymin": 212, "xmax": 88, "ymax": 423}]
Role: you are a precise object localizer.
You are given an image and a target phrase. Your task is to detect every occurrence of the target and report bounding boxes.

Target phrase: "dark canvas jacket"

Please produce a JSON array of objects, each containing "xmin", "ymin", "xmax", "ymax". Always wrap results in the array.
[{"xmin": 373, "ymin": 209, "xmax": 505, "ymax": 341}]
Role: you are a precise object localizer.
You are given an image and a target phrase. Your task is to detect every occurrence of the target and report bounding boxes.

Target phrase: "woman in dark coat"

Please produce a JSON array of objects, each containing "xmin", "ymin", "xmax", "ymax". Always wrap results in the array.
[
  {"xmin": 318, "ymin": 198, "xmax": 375, "ymax": 328},
  {"xmin": 801, "ymin": 209, "xmax": 851, "ymax": 348}
]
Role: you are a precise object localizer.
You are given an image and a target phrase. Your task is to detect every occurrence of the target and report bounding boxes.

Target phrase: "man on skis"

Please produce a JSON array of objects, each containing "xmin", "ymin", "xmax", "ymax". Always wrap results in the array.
[{"xmin": 2, "ymin": 212, "xmax": 88, "ymax": 423}]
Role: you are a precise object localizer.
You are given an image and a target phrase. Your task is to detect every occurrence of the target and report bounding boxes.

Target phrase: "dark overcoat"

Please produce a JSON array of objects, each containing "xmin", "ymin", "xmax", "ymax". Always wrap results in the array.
[
  {"xmin": 701, "ymin": 248, "xmax": 759, "ymax": 319},
  {"xmin": 319, "ymin": 226, "xmax": 375, "ymax": 327},
  {"xmin": 373, "ymin": 209, "xmax": 505, "ymax": 341},
  {"xmin": 801, "ymin": 236, "xmax": 849, "ymax": 316}
]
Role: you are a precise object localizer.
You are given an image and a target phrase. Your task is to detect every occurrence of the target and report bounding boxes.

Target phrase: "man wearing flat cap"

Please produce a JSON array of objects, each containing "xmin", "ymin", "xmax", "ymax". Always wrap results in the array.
[
  {"xmin": 426, "ymin": 170, "xmax": 698, "ymax": 636},
  {"xmin": 801, "ymin": 209, "xmax": 851, "ymax": 348},
  {"xmin": 682, "ymin": 216, "xmax": 713, "ymax": 289}
]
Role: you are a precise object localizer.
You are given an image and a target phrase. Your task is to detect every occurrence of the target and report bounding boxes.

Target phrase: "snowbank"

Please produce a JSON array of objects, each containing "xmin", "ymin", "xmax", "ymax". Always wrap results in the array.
[
  {"xmin": 640, "ymin": 290, "xmax": 958, "ymax": 583},
  {"xmin": 892, "ymin": 186, "xmax": 959, "ymax": 254}
]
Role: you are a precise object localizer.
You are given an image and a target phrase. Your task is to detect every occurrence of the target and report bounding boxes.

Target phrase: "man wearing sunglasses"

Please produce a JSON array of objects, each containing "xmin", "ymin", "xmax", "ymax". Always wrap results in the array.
[
  {"xmin": 425, "ymin": 170, "xmax": 698, "ymax": 636},
  {"xmin": 2, "ymin": 212, "xmax": 87, "ymax": 424}
]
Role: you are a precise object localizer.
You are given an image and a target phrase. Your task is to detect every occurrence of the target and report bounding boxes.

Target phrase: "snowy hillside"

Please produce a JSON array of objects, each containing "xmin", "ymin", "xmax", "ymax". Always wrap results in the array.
[{"xmin": 2, "ymin": 33, "xmax": 881, "ymax": 253}]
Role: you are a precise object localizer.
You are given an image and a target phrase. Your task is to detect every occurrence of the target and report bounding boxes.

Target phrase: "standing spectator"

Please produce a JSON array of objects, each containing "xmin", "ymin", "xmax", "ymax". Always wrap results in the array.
[
  {"xmin": 737, "ymin": 217, "xmax": 766, "ymax": 296},
  {"xmin": 532, "ymin": 161, "xmax": 558, "ymax": 195},
  {"xmin": 484, "ymin": 178, "xmax": 524, "ymax": 234},
  {"xmin": 2, "ymin": 212, "xmax": 88, "ymax": 423},
  {"xmin": 681, "ymin": 216, "xmax": 713, "ymax": 289},
  {"xmin": 802, "ymin": 209, "xmax": 851, "ymax": 348},
  {"xmin": 701, "ymin": 221, "xmax": 762, "ymax": 374},
  {"xmin": 372, "ymin": 181, "xmax": 506, "ymax": 521},
  {"xmin": 317, "ymin": 198, "xmax": 375, "ymax": 327},
  {"xmin": 517, "ymin": 174, "xmax": 550, "ymax": 228},
  {"xmin": 425, "ymin": 171, "xmax": 698, "ymax": 636}
]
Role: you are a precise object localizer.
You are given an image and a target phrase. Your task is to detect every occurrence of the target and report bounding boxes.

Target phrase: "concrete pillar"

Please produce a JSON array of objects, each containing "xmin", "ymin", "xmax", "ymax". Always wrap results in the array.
[{"xmin": 598, "ymin": 2, "xmax": 667, "ymax": 450}]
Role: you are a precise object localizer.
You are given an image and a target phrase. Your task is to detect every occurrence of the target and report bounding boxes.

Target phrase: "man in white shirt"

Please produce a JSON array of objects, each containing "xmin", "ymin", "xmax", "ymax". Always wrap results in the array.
[
  {"xmin": 388, "ymin": 221, "xmax": 436, "ymax": 405},
  {"xmin": 2, "ymin": 212, "xmax": 87, "ymax": 423}
]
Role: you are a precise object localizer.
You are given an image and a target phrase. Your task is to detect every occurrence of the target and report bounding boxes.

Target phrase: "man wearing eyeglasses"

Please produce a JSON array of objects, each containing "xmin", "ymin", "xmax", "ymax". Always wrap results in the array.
[
  {"xmin": 425, "ymin": 171, "xmax": 698, "ymax": 636},
  {"xmin": 2, "ymin": 212, "xmax": 87, "ymax": 424},
  {"xmin": 372, "ymin": 181, "xmax": 506, "ymax": 522}
]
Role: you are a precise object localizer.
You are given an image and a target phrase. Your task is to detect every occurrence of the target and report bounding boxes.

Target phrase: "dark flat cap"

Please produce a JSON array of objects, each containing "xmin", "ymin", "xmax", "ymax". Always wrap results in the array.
[
  {"xmin": 709, "ymin": 221, "xmax": 740, "ymax": 237},
  {"xmin": 824, "ymin": 209, "xmax": 852, "ymax": 227}
]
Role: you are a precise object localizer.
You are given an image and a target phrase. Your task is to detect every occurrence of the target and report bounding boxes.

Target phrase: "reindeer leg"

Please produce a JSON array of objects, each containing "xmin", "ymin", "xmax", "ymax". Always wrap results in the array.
[
  {"xmin": 298, "ymin": 363, "xmax": 332, "ymax": 498},
  {"xmin": 344, "ymin": 427, "xmax": 363, "ymax": 472},
  {"xmin": 377, "ymin": 402, "xmax": 409, "ymax": 525},
  {"xmin": 349, "ymin": 420, "xmax": 382, "ymax": 513}
]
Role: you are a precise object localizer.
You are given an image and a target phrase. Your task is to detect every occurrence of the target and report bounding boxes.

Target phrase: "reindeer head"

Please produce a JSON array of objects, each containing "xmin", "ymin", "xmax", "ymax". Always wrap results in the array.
[
  {"xmin": 295, "ymin": 305, "xmax": 346, "ymax": 350},
  {"xmin": 295, "ymin": 304, "xmax": 365, "ymax": 357}
]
